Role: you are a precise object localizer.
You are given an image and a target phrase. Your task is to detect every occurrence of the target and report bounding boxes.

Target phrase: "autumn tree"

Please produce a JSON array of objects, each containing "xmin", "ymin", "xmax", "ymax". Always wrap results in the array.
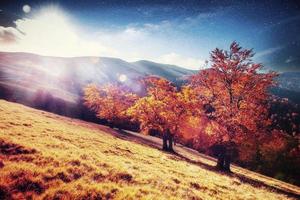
[
  {"xmin": 127, "ymin": 76, "xmax": 201, "ymax": 152},
  {"xmin": 83, "ymin": 83, "xmax": 138, "ymax": 128},
  {"xmin": 189, "ymin": 42, "xmax": 277, "ymax": 171}
]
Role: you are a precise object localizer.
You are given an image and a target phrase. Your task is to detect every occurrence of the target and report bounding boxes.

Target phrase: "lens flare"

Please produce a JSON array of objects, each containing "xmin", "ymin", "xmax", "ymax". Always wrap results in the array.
[
  {"xmin": 118, "ymin": 74, "xmax": 127, "ymax": 82},
  {"xmin": 23, "ymin": 5, "xmax": 31, "ymax": 13}
]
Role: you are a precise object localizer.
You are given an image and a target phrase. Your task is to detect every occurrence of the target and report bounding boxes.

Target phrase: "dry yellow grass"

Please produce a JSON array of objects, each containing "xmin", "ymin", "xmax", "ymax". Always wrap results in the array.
[{"xmin": 0, "ymin": 99, "xmax": 299, "ymax": 200}]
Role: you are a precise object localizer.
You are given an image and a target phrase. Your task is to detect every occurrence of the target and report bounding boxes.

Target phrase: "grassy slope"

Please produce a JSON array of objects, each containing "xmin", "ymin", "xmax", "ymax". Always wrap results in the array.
[{"xmin": 0, "ymin": 100, "xmax": 299, "ymax": 200}]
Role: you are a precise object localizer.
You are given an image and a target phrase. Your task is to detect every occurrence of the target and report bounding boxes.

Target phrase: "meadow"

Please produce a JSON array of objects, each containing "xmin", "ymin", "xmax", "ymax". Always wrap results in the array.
[{"xmin": 0, "ymin": 100, "xmax": 299, "ymax": 199}]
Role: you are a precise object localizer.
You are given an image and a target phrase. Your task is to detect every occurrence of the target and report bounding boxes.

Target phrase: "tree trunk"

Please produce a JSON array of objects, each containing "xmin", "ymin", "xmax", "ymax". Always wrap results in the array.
[
  {"xmin": 168, "ymin": 133, "xmax": 174, "ymax": 152},
  {"xmin": 216, "ymin": 144, "xmax": 226, "ymax": 170},
  {"xmin": 224, "ymin": 154, "xmax": 231, "ymax": 172},
  {"xmin": 109, "ymin": 122, "xmax": 114, "ymax": 129},
  {"xmin": 117, "ymin": 123, "xmax": 122, "ymax": 131},
  {"xmin": 162, "ymin": 134, "xmax": 168, "ymax": 151},
  {"xmin": 217, "ymin": 153, "xmax": 225, "ymax": 170},
  {"xmin": 216, "ymin": 143, "xmax": 233, "ymax": 172}
]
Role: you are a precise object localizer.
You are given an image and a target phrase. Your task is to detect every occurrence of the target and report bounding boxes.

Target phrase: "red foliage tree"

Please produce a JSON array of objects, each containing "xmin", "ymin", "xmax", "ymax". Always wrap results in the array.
[
  {"xmin": 127, "ymin": 76, "xmax": 201, "ymax": 151},
  {"xmin": 83, "ymin": 83, "xmax": 138, "ymax": 128},
  {"xmin": 189, "ymin": 42, "xmax": 278, "ymax": 171}
]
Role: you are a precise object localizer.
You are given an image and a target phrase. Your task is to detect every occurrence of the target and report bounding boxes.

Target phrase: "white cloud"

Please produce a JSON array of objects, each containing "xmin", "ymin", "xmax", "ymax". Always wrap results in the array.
[
  {"xmin": 143, "ymin": 20, "xmax": 172, "ymax": 31},
  {"xmin": 0, "ymin": 26, "xmax": 21, "ymax": 44},
  {"xmin": 285, "ymin": 56, "xmax": 295, "ymax": 63},
  {"xmin": 184, "ymin": 12, "xmax": 218, "ymax": 25},
  {"xmin": 0, "ymin": 5, "xmax": 206, "ymax": 70},
  {"xmin": 157, "ymin": 53, "xmax": 206, "ymax": 70},
  {"xmin": 255, "ymin": 46, "xmax": 283, "ymax": 58},
  {"xmin": 0, "ymin": 6, "xmax": 117, "ymax": 57}
]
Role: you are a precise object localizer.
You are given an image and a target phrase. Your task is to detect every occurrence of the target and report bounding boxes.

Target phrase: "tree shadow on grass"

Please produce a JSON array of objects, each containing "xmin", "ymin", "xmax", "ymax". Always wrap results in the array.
[
  {"xmin": 174, "ymin": 152, "xmax": 300, "ymax": 199},
  {"xmin": 110, "ymin": 128, "xmax": 300, "ymax": 199}
]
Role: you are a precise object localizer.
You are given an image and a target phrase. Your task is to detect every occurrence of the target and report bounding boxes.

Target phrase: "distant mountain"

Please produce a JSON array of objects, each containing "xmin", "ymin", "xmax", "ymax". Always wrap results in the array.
[
  {"xmin": 132, "ymin": 60, "xmax": 196, "ymax": 83},
  {"xmin": 272, "ymin": 72, "xmax": 300, "ymax": 104},
  {"xmin": 276, "ymin": 72, "xmax": 300, "ymax": 92},
  {"xmin": 0, "ymin": 52, "xmax": 194, "ymax": 103},
  {"xmin": 0, "ymin": 51, "xmax": 299, "ymax": 119}
]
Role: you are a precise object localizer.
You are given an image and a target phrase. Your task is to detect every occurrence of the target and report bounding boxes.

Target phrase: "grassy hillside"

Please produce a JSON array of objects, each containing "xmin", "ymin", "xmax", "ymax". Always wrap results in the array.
[{"xmin": 0, "ymin": 100, "xmax": 299, "ymax": 200}]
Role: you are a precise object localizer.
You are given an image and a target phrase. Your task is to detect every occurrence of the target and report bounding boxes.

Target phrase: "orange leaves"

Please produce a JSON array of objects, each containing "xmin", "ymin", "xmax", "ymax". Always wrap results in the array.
[
  {"xmin": 142, "ymin": 76, "xmax": 176, "ymax": 100},
  {"xmin": 190, "ymin": 42, "xmax": 277, "ymax": 139},
  {"xmin": 83, "ymin": 77, "xmax": 190, "ymax": 134},
  {"xmin": 83, "ymin": 83, "xmax": 138, "ymax": 124},
  {"xmin": 127, "ymin": 77, "xmax": 203, "ymax": 136},
  {"xmin": 127, "ymin": 77, "xmax": 176, "ymax": 134},
  {"xmin": 127, "ymin": 96, "xmax": 166, "ymax": 132},
  {"xmin": 83, "ymin": 84, "xmax": 102, "ymax": 113}
]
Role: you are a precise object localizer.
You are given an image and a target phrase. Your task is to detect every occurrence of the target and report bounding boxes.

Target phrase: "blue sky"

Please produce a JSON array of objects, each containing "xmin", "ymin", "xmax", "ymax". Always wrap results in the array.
[{"xmin": 0, "ymin": 0, "xmax": 299, "ymax": 71}]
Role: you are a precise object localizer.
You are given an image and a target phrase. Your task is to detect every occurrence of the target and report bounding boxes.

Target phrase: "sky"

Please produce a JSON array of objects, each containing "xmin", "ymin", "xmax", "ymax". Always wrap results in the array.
[{"xmin": 0, "ymin": 0, "xmax": 300, "ymax": 71}]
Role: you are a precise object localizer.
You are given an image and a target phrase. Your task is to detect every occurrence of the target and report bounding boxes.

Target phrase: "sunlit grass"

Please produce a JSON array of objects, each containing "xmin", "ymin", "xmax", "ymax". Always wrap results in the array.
[{"xmin": 0, "ymin": 100, "xmax": 296, "ymax": 199}]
